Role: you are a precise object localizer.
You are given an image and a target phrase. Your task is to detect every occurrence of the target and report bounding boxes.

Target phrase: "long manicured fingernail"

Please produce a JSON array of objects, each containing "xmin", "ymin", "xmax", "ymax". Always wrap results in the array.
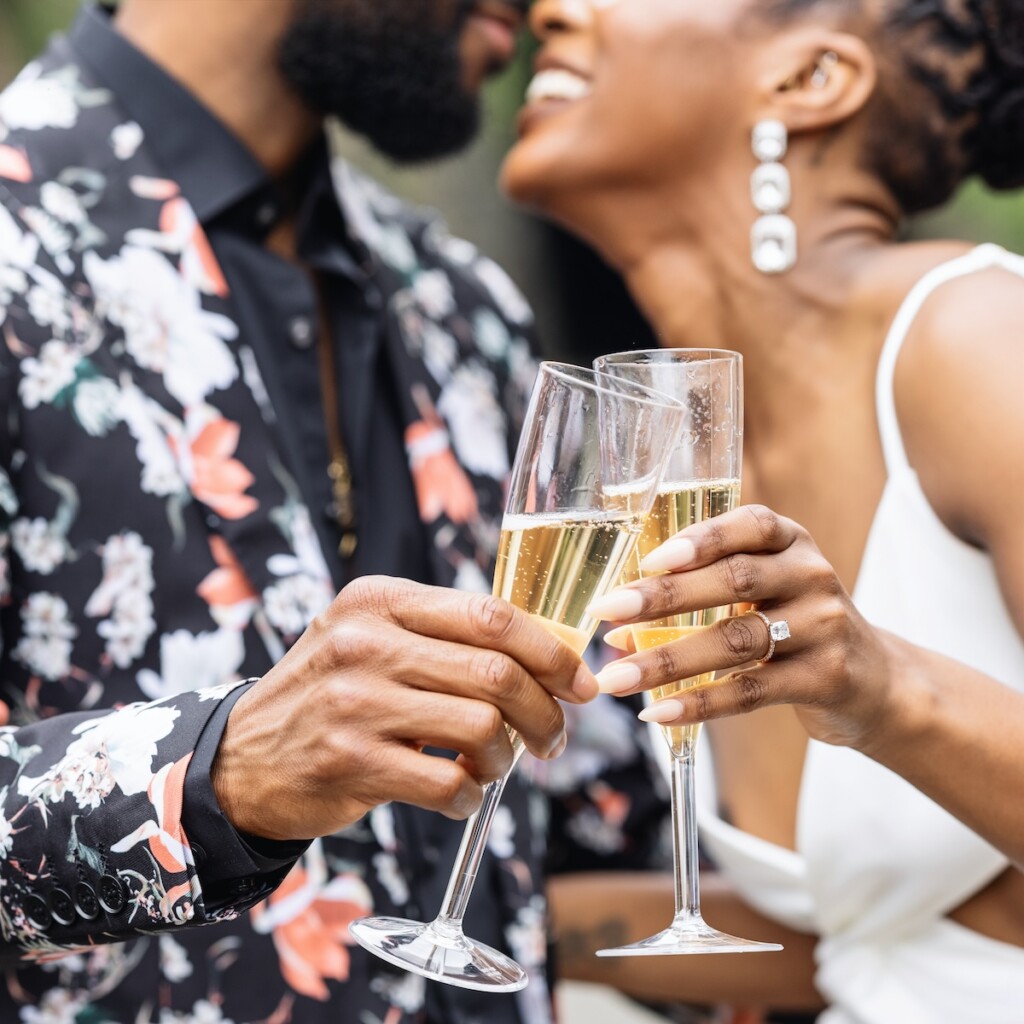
[
  {"xmin": 595, "ymin": 660, "xmax": 642, "ymax": 695},
  {"xmin": 640, "ymin": 537, "xmax": 697, "ymax": 574},
  {"xmin": 586, "ymin": 588, "xmax": 644, "ymax": 621},
  {"xmin": 603, "ymin": 625, "xmax": 634, "ymax": 652},
  {"xmin": 572, "ymin": 666, "xmax": 599, "ymax": 702},
  {"xmin": 639, "ymin": 699, "xmax": 684, "ymax": 724}
]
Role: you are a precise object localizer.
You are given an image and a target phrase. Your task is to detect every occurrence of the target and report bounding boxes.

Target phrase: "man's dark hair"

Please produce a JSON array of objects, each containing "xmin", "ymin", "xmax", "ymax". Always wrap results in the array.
[{"xmin": 764, "ymin": 0, "xmax": 1024, "ymax": 213}]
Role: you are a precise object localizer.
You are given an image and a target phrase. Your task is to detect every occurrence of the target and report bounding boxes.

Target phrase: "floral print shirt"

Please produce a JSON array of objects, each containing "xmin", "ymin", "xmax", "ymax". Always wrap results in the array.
[{"xmin": 0, "ymin": 11, "xmax": 547, "ymax": 1024}]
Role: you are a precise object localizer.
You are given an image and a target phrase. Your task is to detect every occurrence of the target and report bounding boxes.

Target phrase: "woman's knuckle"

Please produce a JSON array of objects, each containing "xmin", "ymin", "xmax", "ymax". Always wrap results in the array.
[
  {"xmin": 746, "ymin": 504, "xmax": 782, "ymax": 546},
  {"xmin": 722, "ymin": 615, "xmax": 760, "ymax": 660},
  {"xmin": 724, "ymin": 554, "xmax": 760, "ymax": 600},
  {"xmin": 734, "ymin": 671, "xmax": 768, "ymax": 711},
  {"xmin": 651, "ymin": 642, "xmax": 682, "ymax": 682}
]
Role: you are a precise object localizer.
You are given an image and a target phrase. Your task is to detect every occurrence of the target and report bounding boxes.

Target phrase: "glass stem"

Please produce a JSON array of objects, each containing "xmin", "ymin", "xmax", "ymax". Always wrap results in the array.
[
  {"xmin": 435, "ymin": 756, "xmax": 520, "ymax": 932},
  {"xmin": 671, "ymin": 749, "xmax": 702, "ymax": 924}
]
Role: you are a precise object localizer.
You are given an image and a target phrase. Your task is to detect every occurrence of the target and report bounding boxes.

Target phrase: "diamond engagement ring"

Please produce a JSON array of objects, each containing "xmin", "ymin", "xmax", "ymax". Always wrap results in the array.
[{"xmin": 748, "ymin": 609, "xmax": 791, "ymax": 664}]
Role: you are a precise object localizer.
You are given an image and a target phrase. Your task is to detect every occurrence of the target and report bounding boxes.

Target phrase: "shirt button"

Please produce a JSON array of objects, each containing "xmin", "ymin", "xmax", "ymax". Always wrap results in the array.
[
  {"xmin": 98, "ymin": 874, "xmax": 127, "ymax": 914},
  {"xmin": 255, "ymin": 202, "xmax": 278, "ymax": 228},
  {"xmin": 24, "ymin": 895, "xmax": 51, "ymax": 930},
  {"xmin": 288, "ymin": 316, "xmax": 315, "ymax": 350},
  {"xmin": 49, "ymin": 888, "xmax": 76, "ymax": 926},
  {"xmin": 74, "ymin": 882, "xmax": 100, "ymax": 921}
]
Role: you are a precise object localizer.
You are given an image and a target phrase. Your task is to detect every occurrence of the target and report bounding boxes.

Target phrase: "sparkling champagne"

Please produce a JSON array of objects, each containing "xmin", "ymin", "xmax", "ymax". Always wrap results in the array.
[
  {"xmin": 494, "ymin": 511, "xmax": 646, "ymax": 641},
  {"xmin": 630, "ymin": 480, "xmax": 741, "ymax": 758},
  {"xmin": 493, "ymin": 511, "xmax": 645, "ymax": 757}
]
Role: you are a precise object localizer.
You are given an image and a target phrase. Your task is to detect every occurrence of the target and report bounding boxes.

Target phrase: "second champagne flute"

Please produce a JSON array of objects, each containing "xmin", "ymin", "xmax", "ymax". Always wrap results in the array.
[
  {"xmin": 349, "ymin": 362, "xmax": 687, "ymax": 990},
  {"xmin": 593, "ymin": 348, "xmax": 782, "ymax": 956}
]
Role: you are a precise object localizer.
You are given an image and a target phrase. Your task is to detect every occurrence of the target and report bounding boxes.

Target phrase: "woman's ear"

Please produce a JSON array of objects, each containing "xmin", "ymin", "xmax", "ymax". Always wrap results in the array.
[{"xmin": 755, "ymin": 29, "xmax": 878, "ymax": 133}]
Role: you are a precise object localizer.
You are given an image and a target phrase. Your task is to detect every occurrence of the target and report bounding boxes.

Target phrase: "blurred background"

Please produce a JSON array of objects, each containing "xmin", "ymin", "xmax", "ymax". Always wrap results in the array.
[{"xmin": 5, "ymin": 0, "xmax": 1024, "ymax": 365}]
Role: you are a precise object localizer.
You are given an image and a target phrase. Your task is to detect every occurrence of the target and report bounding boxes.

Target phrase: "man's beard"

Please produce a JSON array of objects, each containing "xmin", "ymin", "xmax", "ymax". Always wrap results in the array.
[{"xmin": 278, "ymin": 0, "xmax": 480, "ymax": 163}]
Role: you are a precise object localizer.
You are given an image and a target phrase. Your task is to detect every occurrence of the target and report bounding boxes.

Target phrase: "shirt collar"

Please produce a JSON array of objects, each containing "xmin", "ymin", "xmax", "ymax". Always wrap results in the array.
[{"xmin": 68, "ymin": 4, "xmax": 276, "ymax": 229}]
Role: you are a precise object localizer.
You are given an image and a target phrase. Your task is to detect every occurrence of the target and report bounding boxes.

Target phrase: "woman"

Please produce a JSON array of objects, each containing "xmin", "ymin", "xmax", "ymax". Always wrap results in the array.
[{"xmin": 501, "ymin": 1, "xmax": 1024, "ymax": 1021}]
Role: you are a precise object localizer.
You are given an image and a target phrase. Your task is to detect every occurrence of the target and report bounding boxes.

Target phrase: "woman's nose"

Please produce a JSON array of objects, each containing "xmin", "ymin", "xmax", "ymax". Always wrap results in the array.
[{"xmin": 528, "ymin": 0, "xmax": 595, "ymax": 42}]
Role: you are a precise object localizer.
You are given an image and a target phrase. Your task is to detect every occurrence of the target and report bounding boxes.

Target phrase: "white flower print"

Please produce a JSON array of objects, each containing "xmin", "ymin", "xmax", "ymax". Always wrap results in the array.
[
  {"xmin": 17, "ymin": 340, "xmax": 78, "ymax": 410},
  {"xmin": 524, "ymin": 697, "xmax": 635, "ymax": 796},
  {"xmin": 424, "ymin": 222, "xmax": 478, "ymax": 267},
  {"xmin": 11, "ymin": 517, "xmax": 66, "ymax": 574},
  {"xmin": 0, "ymin": 204, "xmax": 36, "ymax": 322},
  {"xmin": 0, "ymin": 537, "xmax": 10, "ymax": 606},
  {"xmin": 159, "ymin": 935, "xmax": 194, "ymax": 983},
  {"xmin": 18, "ymin": 988, "xmax": 87, "ymax": 1024},
  {"xmin": 437, "ymin": 362, "xmax": 510, "ymax": 480},
  {"xmin": 13, "ymin": 592, "xmax": 76, "ymax": 681},
  {"xmin": 474, "ymin": 256, "xmax": 533, "ymax": 326},
  {"xmin": 84, "ymin": 246, "xmax": 239, "ymax": 408},
  {"xmin": 420, "ymin": 320, "xmax": 458, "ymax": 385},
  {"xmin": 117, "ymin": 382, "xmax": 186, "ymax": 498},
  {"xmin": 508, "ymin": 337, "xmax": 538, "ymax": 398},
  {"xmin": 487, "ymin": 806, "xmax": 517, "ymax": 859},
  {"xmin": 0, "ymin": 788, "xmax": 13, "ymax": 858},
  {"xmin": 158, "ymin": 1000, "xmax": 235, "ymax": 1024},
  {"xmin": 369, "ymin": 971, "xmax": 426, "ymax": 1014},
  {"xmin": 412, "ymin": 268, "xmax": 456, "ymax": 320},
  {"xmin": 25, "ymin": 282, "xmax": 71, "ymax": 334},
  {"xmin": 0, "ymin": 68, "xmax": 79, "ymax": 135},
  {"xmin": 136, "ymin": 629, "xmax": 245, "ymax": 701},
  {"xmin": 0, "ymin": 466, "xmax": 15, "ymax": 519},
  {"xmin": 198, "ymin": 679, "xmax": 250, "ymax": 702},
  {"xmin": 110, "ymin": 120, "xmax": 144, "ymax": 161},
  {"xmin": 18, "ymin": 700, "xmax": 180, "ymax": 806},
  {"xmin": 376, "ymin": 222, "xmax": 418, "ymax": 275},
  {"xmin": 39, "ymin": 182, "xmax": 86, "ymax": 228},
  {"xmin": 86, "ymin": 531, "xmax": 156, "ymax": 670},
  {"xmin": 72, "ymin": 376, "xmax": 121, "ymax": 436},
  {"xmin": 452, "ymin": 558, "xmax": 490, "ymax": 595},
  {"xmin": 262, "ymin": 574, "xmax": 330, "ymax": 637},
  {"xmin": 473, "ymin": 308, "xmax": 512, "ymax": 361},
  {"xmin": 373, "ymin": 852, "xmax": 410, "ymax": 906}
]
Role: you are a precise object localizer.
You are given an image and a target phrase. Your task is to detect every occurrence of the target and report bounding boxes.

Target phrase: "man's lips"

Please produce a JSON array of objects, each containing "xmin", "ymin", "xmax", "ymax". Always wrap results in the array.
[{"xmin": 467, "ymin": 2, "xmax": 526, "ymax": 66}]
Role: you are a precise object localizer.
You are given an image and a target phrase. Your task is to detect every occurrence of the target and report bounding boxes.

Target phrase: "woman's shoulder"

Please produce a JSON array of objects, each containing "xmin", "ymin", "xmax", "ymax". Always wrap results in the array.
[{"xmin": 892, "ymin": 241, "xmax": 1024, "ymax": 548}]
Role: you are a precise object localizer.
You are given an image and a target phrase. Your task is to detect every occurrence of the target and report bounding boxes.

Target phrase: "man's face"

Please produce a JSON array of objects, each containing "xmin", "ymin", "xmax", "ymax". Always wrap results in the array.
[{"xmin": 278, "ymin": 0, "xmax": 528, "ymax": 163}]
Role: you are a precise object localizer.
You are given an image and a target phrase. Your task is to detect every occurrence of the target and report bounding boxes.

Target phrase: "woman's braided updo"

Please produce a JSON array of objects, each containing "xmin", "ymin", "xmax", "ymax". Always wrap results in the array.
[{"xmin": 765, "ymin": 0, "xmax": 1024, "ymax": 213}]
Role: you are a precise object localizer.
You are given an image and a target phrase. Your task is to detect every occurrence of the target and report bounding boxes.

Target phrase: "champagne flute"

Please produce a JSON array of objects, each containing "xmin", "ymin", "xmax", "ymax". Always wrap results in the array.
[
  {"xmin": 349, "ymin": 362, "xmax": 687, "ymax": 990},
  {"xmin": 593, "ymin": 349, "xmax": 782, "ymax": 956}
]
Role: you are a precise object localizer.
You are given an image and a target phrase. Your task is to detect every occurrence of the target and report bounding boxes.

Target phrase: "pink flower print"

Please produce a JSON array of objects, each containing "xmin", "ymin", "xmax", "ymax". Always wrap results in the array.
[
  {"xmin": 111, "ymin": 754, "xmax": 194, "ymax": 875},
  {"xmin": 0, "ymin": 145, "xmax": 31, "ymax": 183},
  {"xmin": 197, "ymin": 536, "xmax": 259, "ymax": 627},
  {"xmin": 405, "ymin": 418, "xmax": 478, "ymax": 525},
  {"xmin": 171, "ymin": 416, "xmax": 258, "ymax": 521}
]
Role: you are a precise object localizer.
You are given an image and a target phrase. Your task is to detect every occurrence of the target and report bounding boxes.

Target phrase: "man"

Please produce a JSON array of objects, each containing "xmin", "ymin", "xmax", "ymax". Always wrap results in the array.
[{"xmin": 0, "ymin": 1, "xmax": 588, "ymax": 1021}]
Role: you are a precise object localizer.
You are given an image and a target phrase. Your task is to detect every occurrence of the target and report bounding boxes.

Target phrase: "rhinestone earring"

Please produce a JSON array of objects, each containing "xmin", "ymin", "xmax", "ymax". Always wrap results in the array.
[{"xmin": 750, "ymin": 119, "xmax": 797, "ymax": 275}]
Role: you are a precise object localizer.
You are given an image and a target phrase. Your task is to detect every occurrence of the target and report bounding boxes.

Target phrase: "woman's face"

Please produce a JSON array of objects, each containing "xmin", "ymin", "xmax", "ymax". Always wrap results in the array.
[{"xmin": 502, "ymin": 0, "xmax": 763, "ymax": 212}]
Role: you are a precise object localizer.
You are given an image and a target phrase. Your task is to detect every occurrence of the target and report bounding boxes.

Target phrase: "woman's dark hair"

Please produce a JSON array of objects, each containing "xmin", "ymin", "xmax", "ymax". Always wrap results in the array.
[{"xmin": 765, "ymin": 0, "xmax": 1024, "ymax": 213}]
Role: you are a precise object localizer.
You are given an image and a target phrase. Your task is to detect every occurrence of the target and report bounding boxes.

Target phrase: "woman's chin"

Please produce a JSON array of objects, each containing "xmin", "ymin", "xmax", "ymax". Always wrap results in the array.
[{"xmin": 500, "ymin": 133, "xmax": 574, "ymax": 213}]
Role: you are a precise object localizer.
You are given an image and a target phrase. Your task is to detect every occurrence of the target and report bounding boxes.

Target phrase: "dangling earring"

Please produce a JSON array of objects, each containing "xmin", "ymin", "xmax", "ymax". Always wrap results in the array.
[{"xmin": 750, "ymin": 119, "xmax": 797, "ymax": 275}]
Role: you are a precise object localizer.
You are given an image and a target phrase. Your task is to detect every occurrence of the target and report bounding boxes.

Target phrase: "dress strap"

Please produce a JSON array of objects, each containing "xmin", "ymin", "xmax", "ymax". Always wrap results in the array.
[{"xmin": 876, "ymin": 243, "xmax": 1024, "ymax": 475}]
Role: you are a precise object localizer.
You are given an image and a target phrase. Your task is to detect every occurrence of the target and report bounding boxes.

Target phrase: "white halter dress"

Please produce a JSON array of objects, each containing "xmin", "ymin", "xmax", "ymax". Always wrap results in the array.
[{"xmin": 693, "ymin": 244, "xmax": 1024, "ymax": 1023}]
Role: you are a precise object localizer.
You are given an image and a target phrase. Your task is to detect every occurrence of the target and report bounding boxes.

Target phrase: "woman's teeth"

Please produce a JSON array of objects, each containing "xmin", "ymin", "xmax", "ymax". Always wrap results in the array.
[{"xmin": 525, "ymin": 69, "xmax": 592, "ymax": 104}]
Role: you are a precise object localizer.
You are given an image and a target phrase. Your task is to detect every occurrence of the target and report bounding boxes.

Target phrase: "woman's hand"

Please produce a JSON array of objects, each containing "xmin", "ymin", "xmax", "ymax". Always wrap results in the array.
[{"xmin": 587, "ymin": 504, "xmax": 902, "ymax": 754}]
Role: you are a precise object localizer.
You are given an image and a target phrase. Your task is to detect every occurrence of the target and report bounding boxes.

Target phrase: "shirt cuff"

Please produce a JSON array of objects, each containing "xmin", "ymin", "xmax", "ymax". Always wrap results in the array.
[{"xmin": 182, "ymin": 679, "xmax": 310, "ymax": 891}]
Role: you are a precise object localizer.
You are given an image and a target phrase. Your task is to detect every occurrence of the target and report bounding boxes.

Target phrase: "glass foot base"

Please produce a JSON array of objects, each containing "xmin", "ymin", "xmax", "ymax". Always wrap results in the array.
[
  {"xmin": 597, "ymin": 919, "xmax": 784, "ymax": 957},
  {"xmin": 349, "ymin": 915, "xmax": 529, "ymax": 992}
]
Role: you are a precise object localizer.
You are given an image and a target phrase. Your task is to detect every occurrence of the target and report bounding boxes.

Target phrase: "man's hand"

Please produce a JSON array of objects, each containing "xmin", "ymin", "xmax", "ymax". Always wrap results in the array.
[{"xmin": 212, "ymin": 577, "xmax": 598, "ymax": 840}]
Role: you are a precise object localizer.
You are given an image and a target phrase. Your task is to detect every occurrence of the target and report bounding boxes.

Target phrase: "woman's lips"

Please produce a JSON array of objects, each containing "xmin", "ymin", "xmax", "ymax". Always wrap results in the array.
[{"xmin": 518, "ymin": 67, "xmax": 593, "ymax": 135}]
